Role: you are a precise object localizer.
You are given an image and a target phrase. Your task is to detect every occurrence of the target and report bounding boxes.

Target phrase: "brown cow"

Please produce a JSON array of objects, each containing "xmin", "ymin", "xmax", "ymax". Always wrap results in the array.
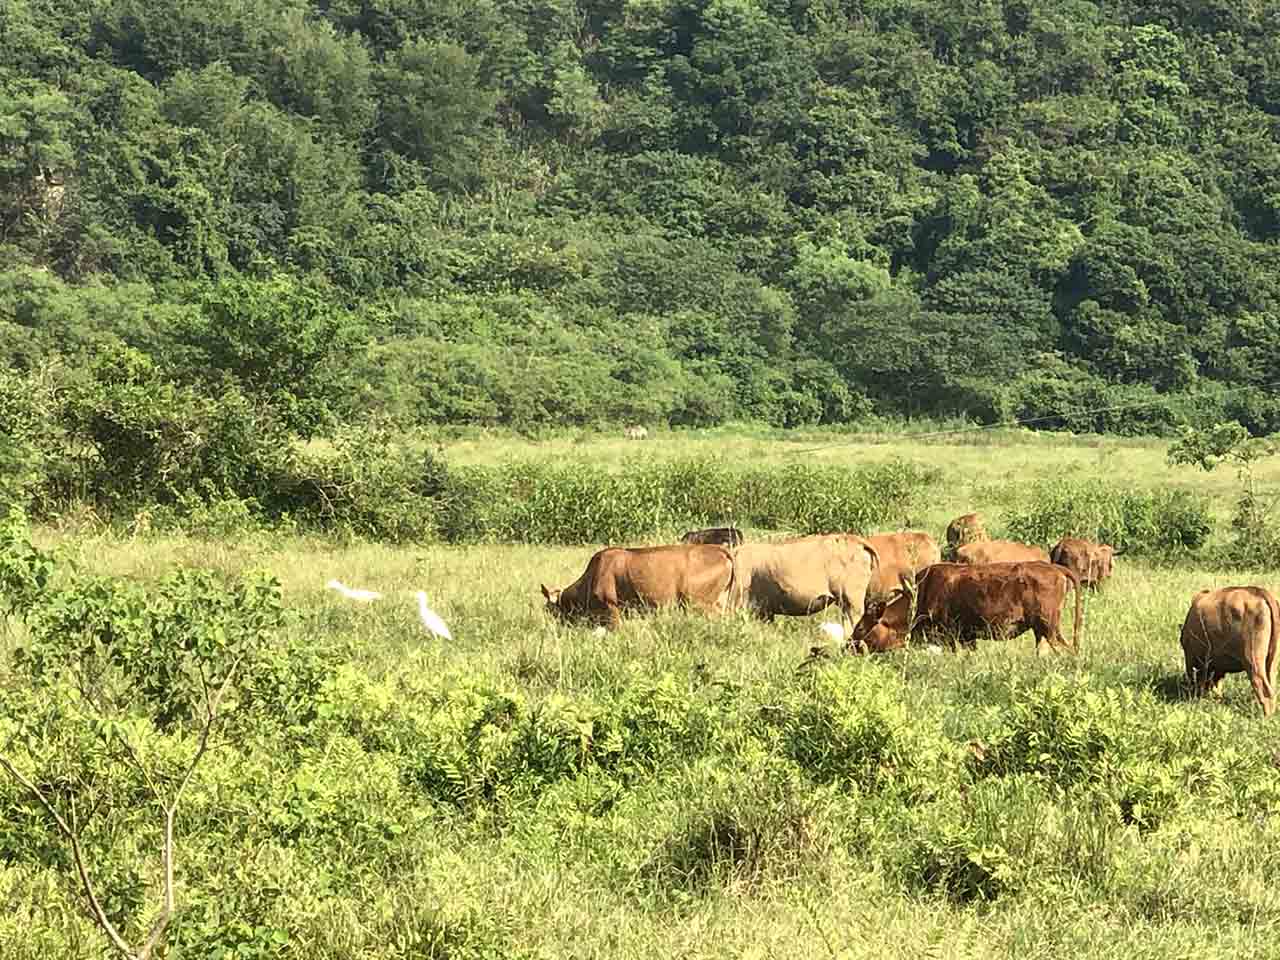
[
  {"xmin": 681, "ymin": 526, "xmax": 745, "ymax": 549},
  {"xmin": 1050, "ymin": 537, "xmax": 1116, "ymax": 589},
  {"xmin": 945, "ymin": 512, "xmax": 989, "ymax": 558},
  {"xmin": 1180, "ymin": 586, "xmax": 1280, "ymax": 717},
  {"xmin": 731, "ymin": 533, "xmax": 880, "ymax": 639},
  {"xmin": 865, "ymin": 530, "xmax": 942, "ymax": 601},
  {"xmin": 849, "ymin": 561, "xmax": 1082, "ymax": 656},
  {"xmin": 541, "ymin": 543, "xmax": 734, "ymax": 630},
  {"xmin": 955, "ymin": 539, "xmax": 1050, "ymax": 565}
]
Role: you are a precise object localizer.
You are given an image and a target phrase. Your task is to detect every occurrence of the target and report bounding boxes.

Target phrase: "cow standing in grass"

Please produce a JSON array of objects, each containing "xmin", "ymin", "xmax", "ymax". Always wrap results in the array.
[
  {"xmin": 955, "ymin": 539, "xmax": 1050, "ymax": 565},
  {"xmin": 865, "ymin": 530, "xmax": 942, "ymax": 601},
  {"xmin": 1050, "ymin": 537, "xmax": 1116, "ymax": 589},
  {"xmin": 730, "ymin": 533, "xmax": 880, "ymax": 640},
  {"xmin": 850, "ymin": 561, "xmax": 1082, "ymax": 656},
  {"xmin": 1180, "ymin": 586, "xmax": 1280, "ymax": 717},
  {"xmin": 541, "ymin": 543, "xmax": 734, "ymax": 630}
]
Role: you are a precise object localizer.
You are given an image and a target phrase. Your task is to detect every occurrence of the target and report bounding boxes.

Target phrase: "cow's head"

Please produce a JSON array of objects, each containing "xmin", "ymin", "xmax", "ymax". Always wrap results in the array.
[
  {"xmin": 540, "ymin": 583, "xmax": 566, "ymax": 619},
  {"xmin": 1097, "ymin": 544, "xmax": 1116, "ymax": 579}
]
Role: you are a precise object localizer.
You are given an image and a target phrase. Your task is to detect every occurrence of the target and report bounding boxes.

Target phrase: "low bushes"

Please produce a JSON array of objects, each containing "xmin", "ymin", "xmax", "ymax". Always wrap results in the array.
[{"xmin": 1001, "ymin": 477, "xmax": 1213, "ymax": 556}]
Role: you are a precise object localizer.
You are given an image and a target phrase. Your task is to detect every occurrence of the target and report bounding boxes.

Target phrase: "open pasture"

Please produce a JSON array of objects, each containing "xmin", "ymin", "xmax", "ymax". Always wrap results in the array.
[{"xmin": 4, "ymin": 429, "xmax": 1280, "ymax": 959}]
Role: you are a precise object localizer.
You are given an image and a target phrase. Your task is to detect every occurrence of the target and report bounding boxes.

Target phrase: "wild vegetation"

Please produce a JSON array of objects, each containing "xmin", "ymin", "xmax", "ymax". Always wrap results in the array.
[
  {"xmin": 3, "ymin": 431, "xmax": 1280, "ymax": 959},
  {"xmin": 4, "ymin": 0, "xmax": 1280, "ymax": 440}
]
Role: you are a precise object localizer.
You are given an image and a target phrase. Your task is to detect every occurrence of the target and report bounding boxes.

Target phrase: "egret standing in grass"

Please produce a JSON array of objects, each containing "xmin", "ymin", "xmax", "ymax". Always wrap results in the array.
[
  {"xmin": 326, "ymin": 579, "xmax": 383, "ymax": 602},
  {"xmin": 416, "ymin": 592, "xmax": 452, "ymax": 640}
]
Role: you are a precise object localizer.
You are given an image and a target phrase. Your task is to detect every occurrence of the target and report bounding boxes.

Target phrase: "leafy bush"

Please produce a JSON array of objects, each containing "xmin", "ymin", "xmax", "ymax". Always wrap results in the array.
[
  {"xmin": 1001, "ymin": 478, "xmax": 1212, "ymax": 556},
  {"xmin": 439, "ymin": 456, "xmax": 939, "ymax": 545},
  {"xmin": 971, "ymin": 676, "xmax": 1136, "ymax": 787},
  {"xmin": 775, "ymin": 665, "xmax": 955, "ymax": 801}
]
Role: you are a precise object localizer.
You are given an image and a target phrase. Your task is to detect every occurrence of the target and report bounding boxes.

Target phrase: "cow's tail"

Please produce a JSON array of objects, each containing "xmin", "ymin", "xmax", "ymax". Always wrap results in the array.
[
  {"xmin": 1263, "ymin": 588, "xmax": 1280, "ymax": 704},
  {"xmin": 1065, "ymin": 566, "xmax": 1083, "ymax": 653},
  {"xmin": 720, "ymin": 545, "xmax": 739, "ymax": 615}
]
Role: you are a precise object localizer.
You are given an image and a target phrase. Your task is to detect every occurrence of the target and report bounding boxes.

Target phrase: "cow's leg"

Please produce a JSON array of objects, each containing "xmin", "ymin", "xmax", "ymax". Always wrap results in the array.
[{"xmin": 1248, "ymin": 666, "xmax": 1274, "ymax": 717}]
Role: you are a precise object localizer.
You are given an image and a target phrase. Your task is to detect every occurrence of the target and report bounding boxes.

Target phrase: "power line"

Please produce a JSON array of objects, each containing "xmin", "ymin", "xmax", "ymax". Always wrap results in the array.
[{"xmin": 777, "ymin": 378, "xmax": 1280, "ymax": 458}]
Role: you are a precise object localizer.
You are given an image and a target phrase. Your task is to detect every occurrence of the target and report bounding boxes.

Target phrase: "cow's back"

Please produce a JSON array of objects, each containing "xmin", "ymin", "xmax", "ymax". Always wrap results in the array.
[
  {"xmin": 733, "ymin": 534, "xmax": 875, "ymax": 615},
  {"xmin": 956, "ymin": 539, "xmax": 1049, "ymax": 565},
  {"xmin": 601, "ymin": 544, "xmax": 734, "ymax": 607}
]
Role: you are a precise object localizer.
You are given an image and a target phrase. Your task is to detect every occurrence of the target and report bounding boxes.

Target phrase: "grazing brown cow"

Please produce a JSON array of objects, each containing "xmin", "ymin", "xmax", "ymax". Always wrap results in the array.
[
  {"xmin": 731, "ymin": 534, "xmax": 880, "ymax": 639},
  {"xmin": 849, "ymin": 561, "xmax": 1082, "ymax": 656},
  {"xmin": 541, "ymin": 543, "xmax": 734, "ymax": 630},
  {"xmin": 1050, "ymin": 537, "xmax": 1116, "ymax": 588},
  {"xmin": 945, "ymin": 512, "xmax": 989, "ymax": 558},
  {"xmin": 1180, "ymin": 586, "xmax": 1280, "ymax": 717},
  {"xmin": 865, "ymin": 531, "xmax": 942, "ymax": 600},
  {"xmin": 681, "ymin": 526, "xmax": 745, "ymax": 549},
  {"xmin": 955, "ymin": 539, "xmax": 1050, "ymax": 565}
]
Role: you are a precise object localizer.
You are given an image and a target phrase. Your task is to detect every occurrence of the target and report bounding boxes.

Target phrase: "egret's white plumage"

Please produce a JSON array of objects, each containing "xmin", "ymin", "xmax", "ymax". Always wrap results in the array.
[
  {"xmin": 326, "ymin": 579, "xmax": 382, "ymax": 602},
  {"xmin": 818, "ymin": 621, "xmax": 845, "ymax": 642},
  {"xmin": 415, "ymin": 591, "xmax": 452, "ymax": 640}
]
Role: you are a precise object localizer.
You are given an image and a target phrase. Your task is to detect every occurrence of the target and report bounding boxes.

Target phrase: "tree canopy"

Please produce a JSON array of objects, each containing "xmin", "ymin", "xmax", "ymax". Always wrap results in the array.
[{"xmin": 3, "ymin": 0, "xmax": 1280, "ymax": 433}]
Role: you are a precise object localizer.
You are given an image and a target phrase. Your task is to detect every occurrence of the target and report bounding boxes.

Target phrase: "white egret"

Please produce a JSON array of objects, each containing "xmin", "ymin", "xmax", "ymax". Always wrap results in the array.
[
  {"xmin": 326, "ymin": 579, "xmax": 382, "ymax": 602},
  {"xmin": 817, "ymin": 621, "xmax": 845, "ymax": 643},
  {"xmin": 415, "ymin": 591, "xmax": 452, "ymax": 640}
]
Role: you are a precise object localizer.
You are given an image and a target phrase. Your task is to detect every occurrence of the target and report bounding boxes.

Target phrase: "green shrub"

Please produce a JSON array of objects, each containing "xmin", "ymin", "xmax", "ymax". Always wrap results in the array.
[
  {"xmin": 972, "ymin": 676, "xmax": 1136, "ymax": 787},
  {"xmin": 1001, "ymin": 478, "xmax": 1212, "ymax": 556},
  {"xmin": 775, "ymin": 665, "xmax": 954, "ymax": 801}
]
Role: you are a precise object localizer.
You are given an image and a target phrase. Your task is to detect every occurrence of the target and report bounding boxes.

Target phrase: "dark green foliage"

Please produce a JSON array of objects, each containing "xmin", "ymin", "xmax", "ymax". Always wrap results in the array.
[{"xmin": 5, "ymin": 0, "xmax": 1280, "ymax": 439}]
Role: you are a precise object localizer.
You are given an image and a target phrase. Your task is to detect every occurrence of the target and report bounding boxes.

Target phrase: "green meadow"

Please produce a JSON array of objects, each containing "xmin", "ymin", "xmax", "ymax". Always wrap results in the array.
[{"xmin": 3, "ymin": 428, "xmax": 1280, "ymax": 960}]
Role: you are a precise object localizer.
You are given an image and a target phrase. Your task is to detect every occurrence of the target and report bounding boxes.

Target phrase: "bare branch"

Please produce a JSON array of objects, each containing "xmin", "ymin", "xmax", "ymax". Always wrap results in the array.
[
  {"xmin": 66, "ymin": 796, "xmax": 138, "ymax": 960},
  {"xmin": 0, "ymin": 751, "xmax": 74, "ymax": 837}
]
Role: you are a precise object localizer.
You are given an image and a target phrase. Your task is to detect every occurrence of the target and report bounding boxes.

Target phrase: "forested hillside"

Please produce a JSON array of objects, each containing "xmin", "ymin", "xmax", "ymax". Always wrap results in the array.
[{"xmin": 3, "ymin": 0, "xmax": 1280, "ymax": 437}]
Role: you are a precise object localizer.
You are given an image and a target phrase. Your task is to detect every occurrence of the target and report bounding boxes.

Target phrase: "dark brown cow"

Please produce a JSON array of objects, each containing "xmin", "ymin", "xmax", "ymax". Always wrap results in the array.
[
  {"xmin": 865, "ymin": 531, "xmax": 942, "ymax": 601},
  {"xmin": 849, "ymin": 561, "xmax": 1082, "ymax": 656},
  {"xmin": 1050, "ymin": 537, "xmax": 1116, "ymax": 589},
  {"xmin": 945, "ymin": 512, "xmax": 989, "ymax": 558},
  {"xmin": 541, "ymin": 543, "xmax": 734, "ymax": 630},
  {"xmin": 681, "ymin": 526, "xmax": 745, "ymax": 549},
  {"xmin": 1180, "ymin": 586, "xmax": 1280, "ymax": 717},
  {"xmin": 730, "ymin": 533, "xmax": 880, "ymax": 639},
  {"xmin": 955, "ymin": 539, "xmax": 1050, "ymax": 565}
]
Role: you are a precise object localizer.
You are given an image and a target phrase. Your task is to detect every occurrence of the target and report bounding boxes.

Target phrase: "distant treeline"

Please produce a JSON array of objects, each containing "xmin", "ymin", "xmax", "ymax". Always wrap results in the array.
[{"xmin": 3, "ymin": 0, "xmax": 1280, "ymax": 438}]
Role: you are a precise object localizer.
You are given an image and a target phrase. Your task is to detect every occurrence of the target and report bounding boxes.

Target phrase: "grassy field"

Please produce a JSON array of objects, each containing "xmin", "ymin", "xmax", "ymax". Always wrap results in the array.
[{"xmin": 4, "ymin": 428, "xmax": 1280, "ymax": 959}]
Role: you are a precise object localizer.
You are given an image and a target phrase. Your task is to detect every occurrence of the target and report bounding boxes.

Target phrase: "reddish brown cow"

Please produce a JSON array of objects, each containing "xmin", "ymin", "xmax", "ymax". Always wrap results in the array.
[
  {"xmin": 955, "ymin": 539, "xmax": 1050, "ymax": 565},
  {"xmin": 865, "ymin": 531, "xmax": 942, "ymax": 600},
  {"xmin": 849, "ymin": 561, "xmax": 1082, "ymax": 655},
  {"xmin": 541, "ymin": 543, "xmax": 734, "ymax": 630},
  {"xmin": 1050, "ymin": 537, "xmax": 1116, "ymax": 589},
  {"xmin": 1180, "ymin": 586, "xmax": 1280, "ymax": 717}
]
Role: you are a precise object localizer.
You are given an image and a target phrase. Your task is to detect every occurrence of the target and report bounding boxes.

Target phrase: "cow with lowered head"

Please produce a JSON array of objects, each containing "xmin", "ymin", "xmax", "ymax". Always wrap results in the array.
[
  {"xmin": 849, "ymin": 560, "xmax": 1082, "ymax": 656},
  {"xmin": 1050, "ymin": 537, "xmax": 1117, "ymax": 589},
  {"xmin": 541, "ymin": 543, "xmax": 734, "ymax": 630}
]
